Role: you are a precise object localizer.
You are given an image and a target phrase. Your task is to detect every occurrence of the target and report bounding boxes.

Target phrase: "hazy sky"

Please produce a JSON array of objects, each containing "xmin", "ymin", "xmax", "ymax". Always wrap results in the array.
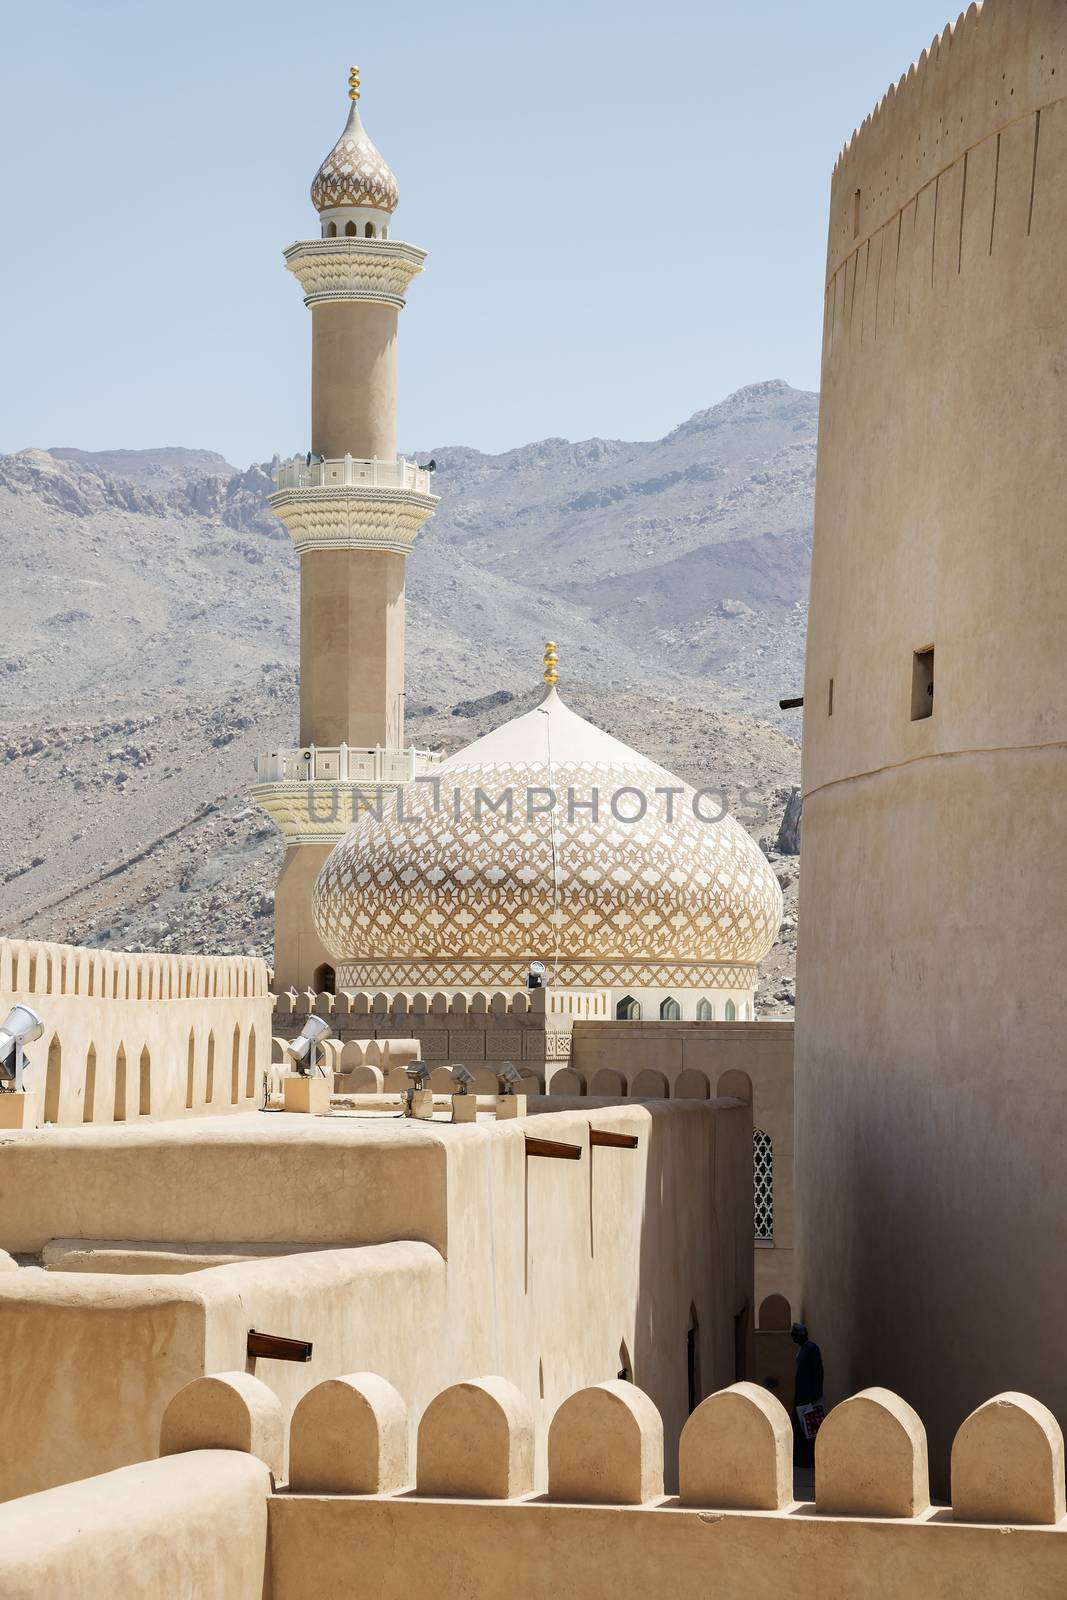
[{"xmin": 1, "ymin": 0, "xmax": 957, "ymax": 464}]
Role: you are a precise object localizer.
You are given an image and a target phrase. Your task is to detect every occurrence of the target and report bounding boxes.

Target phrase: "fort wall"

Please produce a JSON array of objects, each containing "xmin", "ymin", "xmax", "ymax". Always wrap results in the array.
[
  {"xmin": 797, "ymin": 0, "xmax": 1067, "ymax": 1480},
  {"xmin": 0, "ymin": 937, "xmax": 271, "ymax": 1125},
  {"xmin": 4, "ymin": 1376, "xmax": 1066, "ymax": 1598},
  {"xmin": 0, "ymin": 1099, "xmax": 750, "ymax": 1500}
]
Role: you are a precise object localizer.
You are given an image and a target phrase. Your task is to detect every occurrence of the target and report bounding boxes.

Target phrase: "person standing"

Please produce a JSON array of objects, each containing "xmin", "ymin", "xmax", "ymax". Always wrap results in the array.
[{"xmin": 791, "ymin": 1321, "xmax": 825, "ymax": 1468}]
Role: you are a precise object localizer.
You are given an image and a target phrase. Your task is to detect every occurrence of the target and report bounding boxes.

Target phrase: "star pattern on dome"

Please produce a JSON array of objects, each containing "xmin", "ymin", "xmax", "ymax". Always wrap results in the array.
[
  {"xmin": 314, "ymin": 760, "xmax": 783, "ymax": 971},
  {"xmin": 310, "ymin": 105, "xmax": 399, "ymax": 213}
]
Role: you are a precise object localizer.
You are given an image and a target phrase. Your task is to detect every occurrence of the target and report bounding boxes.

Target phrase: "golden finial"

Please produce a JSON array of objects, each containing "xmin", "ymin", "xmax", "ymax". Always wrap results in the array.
[
  {"xmin": 543, "ymin": 641, "xmax": 559, "ymax": 688},
  {"xmin": 348, "ymin": 65, "xmax": 361, "ymax": 102}
]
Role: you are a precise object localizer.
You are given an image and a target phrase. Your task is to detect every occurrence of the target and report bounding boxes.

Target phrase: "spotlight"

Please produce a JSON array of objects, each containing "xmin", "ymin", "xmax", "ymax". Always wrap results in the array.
[
  {"xmin": 0, "ymin": 1005, "xmax": 44, "ymax": 1093},
  {"xmin": 286, "ymin": 1015, "xmax": 331, "ymax": 1077},
  {"xmin": 497, "ymin": 1062, "xmax": 524, "ymax": 1095},
  {"xmin": 527, "ymin": 960, "xmax": 546, "ymax": 991},
  {"xmin": 451, "ymin": 1064, "xmax": 474, "ymax": 1094},
  {"xmin": 403, "ymin": 1061, "xmax": 433, "ymax": 1120}
]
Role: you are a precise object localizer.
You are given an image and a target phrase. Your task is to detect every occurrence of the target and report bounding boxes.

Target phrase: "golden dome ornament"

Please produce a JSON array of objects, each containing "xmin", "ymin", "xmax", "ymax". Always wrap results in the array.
[{"xmin": 543, "ymin": 642, "xmax": 559, "ymax": 688}]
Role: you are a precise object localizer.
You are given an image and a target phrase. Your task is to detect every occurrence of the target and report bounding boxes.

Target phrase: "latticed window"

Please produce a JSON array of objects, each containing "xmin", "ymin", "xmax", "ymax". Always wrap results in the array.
[{"xmin": 753, "ymin": 1129, "xmax": 774, "ymax": 1242}]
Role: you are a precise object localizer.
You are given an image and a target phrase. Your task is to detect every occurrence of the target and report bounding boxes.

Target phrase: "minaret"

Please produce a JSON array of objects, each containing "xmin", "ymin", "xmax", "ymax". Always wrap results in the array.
[{"xmin": 254, "ymin": 67, "xmax": 440, "ymax": 995}]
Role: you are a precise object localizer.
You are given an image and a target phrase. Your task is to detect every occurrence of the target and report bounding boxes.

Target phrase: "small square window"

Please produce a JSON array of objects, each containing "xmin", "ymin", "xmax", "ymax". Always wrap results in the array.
[{"xmin": 911, "ymin": 647, "xmax": 934, "ymax": 720}]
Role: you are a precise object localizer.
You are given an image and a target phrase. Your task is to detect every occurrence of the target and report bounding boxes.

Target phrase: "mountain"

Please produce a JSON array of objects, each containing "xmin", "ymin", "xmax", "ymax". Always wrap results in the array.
[{"xmin": 0, "ymin": 381, "xmax": 813, "ymax": 1014}]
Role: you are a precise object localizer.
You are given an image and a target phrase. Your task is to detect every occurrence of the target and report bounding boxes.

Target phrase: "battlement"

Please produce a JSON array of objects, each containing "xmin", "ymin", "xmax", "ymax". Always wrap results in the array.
[
  {"xmin": 0, "ymin": 937, "xmax": 272, "ymax": 1126},
  {"xmin": 4, "ymin": 1372, "xmax": 1065, "ymax": 1598},
  {"xmin": 826, "ymin": 0, "xmax": 1067, "ymax": 277}
]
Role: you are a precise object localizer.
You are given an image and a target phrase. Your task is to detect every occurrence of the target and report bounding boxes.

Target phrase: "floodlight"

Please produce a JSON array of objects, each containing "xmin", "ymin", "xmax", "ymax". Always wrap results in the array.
[
  {"xmin": 0, "ymin": 1005, "xmax": 43, "ymax": 1093},
  {"xmin": 497, "ymin": 1063, "xmax": 524, "ymax": 1095},
  {"xmin": 527, "ymin": 960, "xmax": 546, "ymax": 991},
  {"xmin": 451, "ymin": 1064, "xmax": 474, "ymax": 1093},
  {"xmin": 286, "ymin": 1015, "xmax": 331, "ymax": 1077},
  {"xmin": 406, "ymin": 1062, "xmax": 431, "ymax": 1090}
]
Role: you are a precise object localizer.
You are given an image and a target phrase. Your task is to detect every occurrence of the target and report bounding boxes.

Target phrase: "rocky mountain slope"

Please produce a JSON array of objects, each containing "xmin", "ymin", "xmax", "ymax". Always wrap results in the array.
[{"xmin": 0, "ymin": 381, "xmax": 813, "ymax": 1013}]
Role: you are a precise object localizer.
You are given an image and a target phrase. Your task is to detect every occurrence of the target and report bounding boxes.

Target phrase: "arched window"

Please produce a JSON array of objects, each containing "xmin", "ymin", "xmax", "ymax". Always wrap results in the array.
[
  {"xmin": 325, "ymin": 221, "xmax": 337, "ymax": 237},
  {"xmin": 742, "ymin": 1000, "xmax": 751, "ymax": 1020},
  {"xmin": 696, "ymin": 998, "xmax": 714, "ymax": 1021},
  {"xmin": 364, "ymin": 221, "xmax": 376, "ymax": 238},
  {"xmin": 616, "ymin": 995, "xmax": 641, "ymax": 1020},
  {"xmin": 345, "ymin": 220, "xmax": 357, "ymax": 236},
  {"xmin": 660, "ymin": 997, "xmax": 681, "ymax": 1021},
  {"xmin": 139, "ymin": 1045, "xmax": 151, "ymax": 1115},
  {"xmin": 753, "ymin": 1129, "xmax": 774, "ymax": 1242},
  {"xmin": 313, "ymin": 963, "xmax": 336, "ymax": 996},
  {"xmin": 725, "ymin": 999, "xmax": 737, "ymax": 1021}
]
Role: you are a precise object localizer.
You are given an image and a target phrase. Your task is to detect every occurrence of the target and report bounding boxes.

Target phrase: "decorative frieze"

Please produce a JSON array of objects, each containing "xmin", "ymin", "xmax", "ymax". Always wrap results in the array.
[
  {"xmin": 335, "ymin": 958, "xmax": 760, "ymax": 991},
  {"xmin": 268, "ymin": 485, "xmax": 438, "ymax": 555},
  {"xmin": 283, "ymin": 238, "xmax": 426, "ymax": 308}
]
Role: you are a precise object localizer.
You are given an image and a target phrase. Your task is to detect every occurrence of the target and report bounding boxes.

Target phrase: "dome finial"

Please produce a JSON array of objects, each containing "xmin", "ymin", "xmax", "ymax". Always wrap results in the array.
[
  {"xmin": 348, "ymin": 65, "xmax": 361, "ymax": 102},
  {"xmin": 543, "ymin": 641, "xmax": 559, "ymax": 688}
]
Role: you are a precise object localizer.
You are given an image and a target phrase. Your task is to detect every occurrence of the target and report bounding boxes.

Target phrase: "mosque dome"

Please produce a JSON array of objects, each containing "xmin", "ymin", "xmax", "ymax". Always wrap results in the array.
[
  {"xmin": 313, "ymin": 656, "xmax": 783, "ymax": 993},
  {"xmin": 310, "ymin": 68, "xmax": 400, "ymax": 215}
]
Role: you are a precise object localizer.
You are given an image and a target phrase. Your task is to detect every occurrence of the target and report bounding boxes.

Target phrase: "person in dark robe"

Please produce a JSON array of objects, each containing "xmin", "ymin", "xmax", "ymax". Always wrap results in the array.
[{"xmin": 791, "ymin": 1321, "xmax": 824, "ymax": 1468}]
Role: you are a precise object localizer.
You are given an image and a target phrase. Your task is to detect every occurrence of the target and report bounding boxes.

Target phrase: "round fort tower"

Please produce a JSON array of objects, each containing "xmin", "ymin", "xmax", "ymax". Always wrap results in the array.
[
  {"xmin": 253, "ymin": 67, "xmax": 440, "ymax": 993},
  {"xmin": 795, "ymin": 0, "xmax": 1067, "ymax": 1481}
]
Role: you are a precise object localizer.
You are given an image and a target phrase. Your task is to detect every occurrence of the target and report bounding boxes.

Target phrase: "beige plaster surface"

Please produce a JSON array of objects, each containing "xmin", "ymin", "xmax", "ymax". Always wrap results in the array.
[
  {"xmin": 267, "ymin": 1494, "xmax": 1067, "ymax": 1600},
  {"xmin": 0, "ymin": 1239, "xmax": 442, "ymax": 1499},
  {"xmin": 0, "ymin": 1450, "xmax": 271, "ymax": 1599},
  {"xmin": 797, "ymin": 0, "xmax": 1067, "ymax": 1483},
  {"xmin": 311, "ymin": 300, "xmax": 398, "ymax": 460},
  {"xmin": 298, "ymin": 546, "xmax": 406, "ymax": 748},
  {"xmin": 273, "ymin": 843, "xmax": 334, "ymax": 996},
  {"xmin": 572, "ymin": 1021, "xmax": 795, "ymax": 1315},
  {"xmin": 0, "ymin": 1100, "xmax": 750, "ymax": 1500}
]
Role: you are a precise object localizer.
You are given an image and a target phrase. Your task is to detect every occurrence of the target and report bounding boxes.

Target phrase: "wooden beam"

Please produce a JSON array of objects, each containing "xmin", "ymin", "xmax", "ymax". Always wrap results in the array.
[
  {"xmin": 247, "ymin": 1329, "xmax": 314, "ymax": 1362},
  {"xmin": 590, "ymin": 1128, "xmax": 639, "ymax": 1149},
  {"xmin": 525, "ymin": 1135, "xmax": 582, "ymax": 1161}
]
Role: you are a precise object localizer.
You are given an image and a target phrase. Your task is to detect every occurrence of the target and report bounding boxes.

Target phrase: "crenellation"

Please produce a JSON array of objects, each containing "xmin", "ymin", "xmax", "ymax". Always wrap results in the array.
[
  {"xmin": 416, "ymin": 1377, "xmax": 535, "ymax": 1500},
  {"xmin": 951, "ymin": 1394, "xmax": 1066, "ymax": 1526},
  {"xmin": 816, "ymin": 1388, "xmax": 931, "ymax": 1519}
]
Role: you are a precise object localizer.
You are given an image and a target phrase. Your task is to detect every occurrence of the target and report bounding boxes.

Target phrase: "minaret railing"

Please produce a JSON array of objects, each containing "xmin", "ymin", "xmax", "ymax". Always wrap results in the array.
[
  {"xmin": 271, "ymin": 455, "xmax": 431, "ymax": 494},
  {"xmin": 254, "ymin": 743, "xmax": 442, "ymax": 784}
]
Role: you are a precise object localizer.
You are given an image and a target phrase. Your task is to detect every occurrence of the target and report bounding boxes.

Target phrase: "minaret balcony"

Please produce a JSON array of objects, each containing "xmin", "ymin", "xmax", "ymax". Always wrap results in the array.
[
  {"xmin": 272, "ymin": 455, "xmax": 433, "ymax": 495},
  {"xmin": 253, "ymin": 744, "xmax": 444, "ymax": 845},
  {"xmin": 268, "ymin": 456, "xmax": 438, "ymax": 555},
  {"xmin": 255, "ymin": 743, "xmax": 441, "ymax": 786}
]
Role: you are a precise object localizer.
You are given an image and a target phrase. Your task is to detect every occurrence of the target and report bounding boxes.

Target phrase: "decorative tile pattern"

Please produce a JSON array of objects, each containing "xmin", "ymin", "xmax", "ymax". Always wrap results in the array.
[
  {"xmin": 311, "ymin": 106, "xmax": 399, "ymax": 213},
  {"xmin": 316, "ymin": 757, "xmax": 782, "ymax": 976}
]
